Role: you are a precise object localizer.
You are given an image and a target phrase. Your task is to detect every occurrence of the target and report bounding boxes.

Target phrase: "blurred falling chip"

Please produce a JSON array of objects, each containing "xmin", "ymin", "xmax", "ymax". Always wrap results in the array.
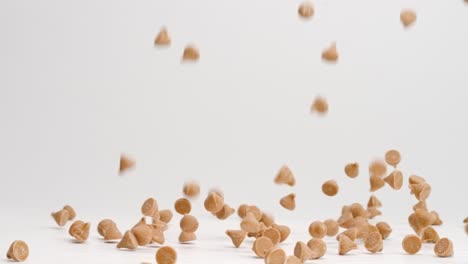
[
  {"xmin": 298, "ymin": 2, "xmax": 314, "ymax": 19},
  {"xmin": 182, "ymin": 45, "xmax": 200, "ymax": 62},
  {"xmin": 321, "ymin": 42, "xmax": 338, "ymax": 62},
  {"xmin": 119, "ymin": 154, "xmax": 135, "ymax": 174},
  {"xmin": 310, "ymin": 97, "xmax": 329, "ymax": 115},
  {"xmin": 154, "ymin": 27, "xmax": 171, "ymax": 46},
  {"xmin": 400, "ymin": 9, "xmax": 417, "ymax": 28}
]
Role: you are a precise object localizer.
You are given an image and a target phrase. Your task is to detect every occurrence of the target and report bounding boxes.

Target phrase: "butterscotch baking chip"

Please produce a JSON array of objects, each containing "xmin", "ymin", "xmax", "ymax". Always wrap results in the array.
[
  {"xmin": 183, "ymin": 181, "xmax": 200, "ymax": 198},
  {"xmin": 421, "ymin": 226, "xmax": 440, "ymax": 243},
  {"xmin": 156, "ymin": 246, "xmax": 177, "ymax": 264},
  {"xmin": 69, "ymin": 220, "xmax": 90, "ymax": 242},
  {"xmin": 306, "ymin": 238, "xmax": 327, "ymax": 259},
  {"xmin": 298, "ymin": 2, "xmax": 314, "ymax": 19},
  {"xmin": 370, "ymin": 175, "xmax": 386, "ymax": 192},
  {"xmin": 280, "ymin": 193, "xmax": 296, "ymax": 210},
  {"xmin": 384, "ymin": 170, "xmax": 403, "ymax": 190},
  {"xmin": 345, "ymin": 163, "xmax": 359, "ymax": 178},
  {"xmin": 182, "ymin": 45, "xmax": 199, "ymax": 61},
  {"xmin": 321, "ymin": 43, "xmax": 338, "ymax": 62},
  {"xmin": 132, "ymin": 224, "xmax": 153, "ymax": 246},
  {"xmin": 252, "ymin": 237, "xmax": 274, "ymax": 258},
  {"xmin": 117, "ymin": 231, "xmax": 138, "ymax": 250},
  {"xmin": 119, "ymin": 154, "xmax": 135, "ymax": 173},
  {"xmin": 311, "ymin": 97, "xmax": 329, "ymax": 114},
  {"xmin": 400, "ymin": 9, "xmax": 417, "ymax": 28},
  {"xmin": 265, "ymin": 247, "xmax": 286, "ymax": 264},
  {"xmin": 6, "ymin": 240, "xmax": 29, "ymax": 262},
  {"xmin": 364, "ymin": 232, "xmax": 383, "ymax": 253},
  {"xmin": 174, "ymin": 198, "xmax": 192, "ymax": 215},
  {"xmin": 376, "ymin": 222, "xmax": 392, "ymax": 239},
  {"xmin": 204, "ymin": 192, "xmax": 224, "ymax": 213},
  {"xmin": 434, "ymin": 238, "xmax": 453, "ymax": 257},
  {"xmin": 385, "ymin": 150, "xmax": 401, "ymax": 167},
  {"xmin": 274, "ymin": 165, "xmax": 296, "ymax": 186},
  {"xmin": 338, "ymin": 235, "xmax": 358, "ymax": 255},
  {"xmin": 159, "ymin": 209, "xmax": 173, "ymax": 223},
  {"xmin": 323, "ymin": 219, "xmax": 339, "ymax": 236},
  {"xmin": 402, "ymin": 234, "xmax": 422, "ymax": 254},
  {"xmin": 322, "ymin": 180, "xmax": 339, "ymax": 196},
  {"xmin": 226, "ymin": 230, "xmax": 247, "ymax": 248},
  {"xmin": 155, "ymin": 27, "xmax": 171, "ymax": 46},
  {"xmin": 367, "ymin": 195, "xmax": 382, "ymax": 208},
  {"xmin": 294, "ymin": 241, "xmax": 314, "ymax": 262}
]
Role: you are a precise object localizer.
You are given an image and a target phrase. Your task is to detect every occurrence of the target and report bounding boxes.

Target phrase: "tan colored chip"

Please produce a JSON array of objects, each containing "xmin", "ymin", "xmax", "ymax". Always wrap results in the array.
[
  {"xmin": 421, "ymin": 226, "xmax": 439, "ymax": 243},
  {"xmin": 280, "ymin": 193, "xmax": 296, "ymax": 210},
  {"xmin": 156, "ymin": 246, "xmax": 177, "ymax": 264},
  {"xmin": 464, "ymin": 217, "xmax": 468, "ymax": 224},
  {"xmin": 151, "ymin": 228, "xmax": 165, "ymax": 244},
  {"xmin": 385, "ymin": 150, "xmax": 401, "ymax": 167},
  {"xmin": 272, "ymin": 224, "xmax": 291, "ymax": 243},
  {"xmin": 265, "ymin": 247, "xmax": 286, "ymax": 264},
  {"xmin": 216, "ymin": 204, "xmax": 236, "ymax": 220},
  {"xmin": 338, "ymin": 235, "xmax": 358, "ymax": 255},
  {"xmin": 204, "ymin": 192, "xmax": 224, "ymax": 213},
  {"xmin": 226, "ymin": 230, "xmax": 247, "ymax": 248},
  {"xmin": 142, "ymin": 198, "xmax": 159, "ymax": 217},
  {"xmin": 241, "ymin": 213, "xmax": 261, "ymax": 233},
  {"xmin": 322, "ymin": 180, "xmax": 339, "ymax": 196},
  {"xmin": 174, "ymin": 198, "xmax": 191, "ymax": 215},
  {"xmin": 294, "ymin": 241, "xmax": 314, "ymax": 262},
  {"xmin": 119, "ymin": 154, "xmax": 135, "ymax": 173},
  {"xmin": 51, "ymin": 209, "xmax": 70, "ymax": 227},
  {"xmin": 431, "ymin": 211, "xmax": 443, "ymax": 225},
  {"xmin": 409, "ymin": 209, "xmax": 433, "ymax": 235},
  {"xmin": 182, "ymin": 45, "xmax": 199, "ymax": 61},
  {"xmin": 179, "ymin": 231, "xmax": 196, "ymax": 243},
  {"xmin": 246, "ymin": 205, "xmax": 263, "ymax": 221},
  {"xmin": 117, "ymin": 231, "xmax": 138, "ymax": 250},
  {"xmin": 69, "ymin": 220, "xmax": 90, "ymax": 242},
  {"xmin": 402, "ymin": 234, "xmax": 421, "ymax": 254},
  {"xmin": 98, "ymin": 219, "xmax": 122, "ymax": 241},
  {"xmin": 180, "ymin": 215, "xmax": 199, "ymax": 233},
  {"xmin": 7, "ymin": 240, "xmax": 29, "ymax": 262},
  {"xmin": 367, "ymin": 195, "xmax": 382, "ymax": 208},
  {"xmin": 351, "ymin": 203, "xmax": 370, "ymax": 218},
  {"xmin": 63, "ymin": 205, "xmax": 76, "ymax": 220},
  {"xmin": 298, "ymin": 2, "xmax": 314, "ymax": 19},
  {"xmin": 323, "ymin": 219, "xmax": 339, "ymax": 236},
  {"xmin": 409, "ymin": 175, "xmax": 426, "ymax": 185},
  {"xmin": 159, "ymin": 209, "xmax": 173, "ymax": 223},
  {"xmin": 155, "ymin": 27, "xmax": 171, "ymax": 46},
  {"xmin": 237, "ymin": 204, "xmax": 249, "ymax": 218},
  {"xmin": 336, "ymin": 227, "xmax": 357, "ymax": 241},
  {"xmin": 413, "ymin": 201, "xmax": 427, "ymax": 211},
  {"xmin": 364, "ymin": 232, "xmax": 383, "ymax": 253},
  {"xmin": 311, "ymin": 97, "xmax": 329, "ymax": 114},
  {"xmin": 260, "ymin": 213, "xmax": 275, "ymax": 227},
  {"xmin": 434, "ymin": 238, "xmax": 453, "ymax": 257},
  {"xmin": 344, "ymin": 163, "xmax": 359, "ymax": 178},
  {"xmin": 385, "ymin": 170, "xmax": 403, "ymax": 190},
  {"xmin": 370, "ymin": 175, "xmax": 386, "ymax": 192},
  {"xmin": 400, "ymin": 9, "xmax": 417, "ymax": 28},
  {"xmin": 337, "ymin": 212, "xmax": 354, "ymax": 229},
  {"xmin": 367, "ymin": 206, "xmax": 382, "ymax": 219},
  {"xmin": 263, "ymin": 228, "xmax": 281, "ymax": 245},
  {"xmin": 309, "ymin": 221, "xmax": 327, "ymax": 238},
  {"xmin": 253, "ymin": 237, "xmax": 274, "ymax": 258},
  {"xmin": 369, "ymin": 160, "xmax": 387, "ymax": 177},
  {"xmin": 321, "ymin": 43, "xmax": 338, "ymax": 62},
  {"xmin": 183, "ymin": 181, "xmax": 200, "ymax": 198},
  {"xmin": 376, "ymin": 222, "xmax": 392, "ymax": 239},
  {"xmin": 132, "ymin": 224, "xmax": 153, "ymax": 246},
  {"xmin": 410, "ymin": 183, "xmax": 431, "ymax": 201},
  {"xmin": 307, "ymin": 238, "xmax": 327, "ymax": 259},
  {"xmin": 274, "ymin": 165, "xmax": 296, "ymax": 186}
]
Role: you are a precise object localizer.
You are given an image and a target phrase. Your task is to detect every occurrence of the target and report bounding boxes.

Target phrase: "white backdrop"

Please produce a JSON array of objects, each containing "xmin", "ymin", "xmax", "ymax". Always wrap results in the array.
[{"xmin": 0, "ymin": 0, "xmax": 467, "ymax": 263}]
